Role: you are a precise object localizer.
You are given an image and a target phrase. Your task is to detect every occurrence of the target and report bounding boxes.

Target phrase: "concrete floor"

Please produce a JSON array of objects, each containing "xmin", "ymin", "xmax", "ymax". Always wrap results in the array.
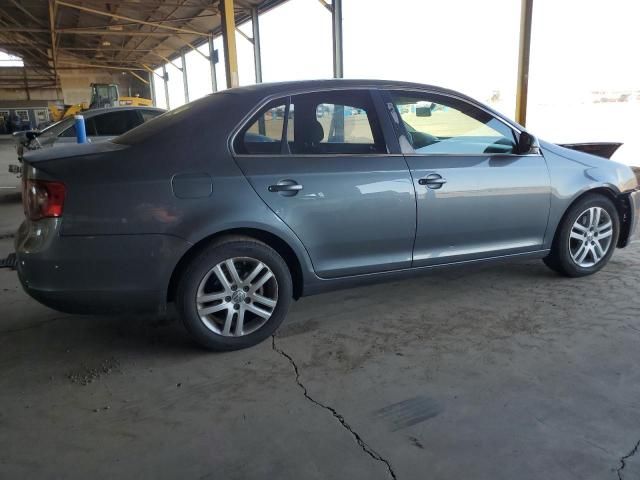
[{"xmin": 1, "ymin": 139, "xmax": 640, "ymax": 479}]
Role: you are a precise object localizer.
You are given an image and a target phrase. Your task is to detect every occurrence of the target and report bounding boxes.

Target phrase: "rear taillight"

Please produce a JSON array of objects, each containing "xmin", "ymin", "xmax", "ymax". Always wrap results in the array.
[{"xmin": 24, "ymin": 180, "xmax": 66, "ymax": 220}]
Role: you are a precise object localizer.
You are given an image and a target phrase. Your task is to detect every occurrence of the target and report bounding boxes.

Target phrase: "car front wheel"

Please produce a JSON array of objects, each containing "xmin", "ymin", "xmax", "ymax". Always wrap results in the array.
[
  {"xmin": 176, "ymin": 238, "xmax": 292, "ymax": 350},
  {"xmin": 544, "ymin": 193, "xmax": 620, "ymax": 277}
]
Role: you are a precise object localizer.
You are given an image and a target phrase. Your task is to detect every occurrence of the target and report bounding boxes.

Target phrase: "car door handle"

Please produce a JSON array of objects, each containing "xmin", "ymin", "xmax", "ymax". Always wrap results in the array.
[
  {"xmin": 418, "ymin": 174, "xmax": 447, "ymax": 189},
  {"xmin": 268, "ymin": 180, "xmax": 303, "ymax": 195}
]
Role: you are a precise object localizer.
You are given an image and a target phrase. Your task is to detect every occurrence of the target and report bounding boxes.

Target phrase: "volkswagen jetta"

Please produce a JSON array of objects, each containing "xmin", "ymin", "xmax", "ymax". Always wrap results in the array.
[{"xmin": 14, "ymin": 80, "xmax": 640, "ymax": 350}]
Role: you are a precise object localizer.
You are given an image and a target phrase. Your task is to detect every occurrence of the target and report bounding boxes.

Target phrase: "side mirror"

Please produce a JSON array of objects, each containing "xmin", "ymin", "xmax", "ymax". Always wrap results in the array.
[
  {"xmin": 25, "ymin": 130, "xmax": 39, "ymax": 140},
  {"xmin": 516, "ymin": 131, "xmax": 535, "ymax": 154}
]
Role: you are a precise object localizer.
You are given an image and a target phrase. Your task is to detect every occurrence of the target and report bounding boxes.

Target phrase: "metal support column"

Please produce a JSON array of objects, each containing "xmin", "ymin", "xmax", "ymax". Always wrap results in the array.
[
  {"xmin": 48, "ymin": 0, "xmax": 59, "ymax": 99},
  {"xmin": 23, "ymin": 68, "xmax": 30, "ymax": 100},
  {"xmin": 148, "ymin": 70, "xmax": 155, "ymax": 106},
  {"xmin": 180, "ymin": 50, "xmax": 189, "ymax": 102},
  {"xmin": 251, "ymin": 8, "xmax": 262, "ymax": 83},
  {"xmin": 208, "ymin": 34, "xmax": 218, "ymax": 92},
  {"xmin": 162, "ymin": 64, "xmax": 170, "ymax": 109},
  {"xmin": 331, "ymin": 0, "xmax": 343, "ymax": 78},
  {"xmin": 515, "ymin": 0, "xmax": 534, "ymax": 126},
  {"xmin": 220, "ymin": 0, "xmax": 239, "ymax": 88}
]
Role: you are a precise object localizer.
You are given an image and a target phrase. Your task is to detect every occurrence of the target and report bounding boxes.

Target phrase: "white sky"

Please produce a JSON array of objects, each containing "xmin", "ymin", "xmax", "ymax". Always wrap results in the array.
[
  {"xmin": 152, "ymin": 0, "xmax": 639, "ymax": 163},
  {"xmin": 0, "ymin": 51, "xmax": 24, "ymax": 67},
  {"xmin": 156, "ymin": 0, "xmax": 639, "ymax": 106}
]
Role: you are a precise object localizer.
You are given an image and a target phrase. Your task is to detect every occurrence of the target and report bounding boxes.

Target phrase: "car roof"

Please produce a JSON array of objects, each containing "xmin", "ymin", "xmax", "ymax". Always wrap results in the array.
[
  {"xmin": 222, "ymin": 78, "xmax": 466, "ymax": 98},
  {"xmin": 80, "ymin": 106, "xmax": 166, "ymax": 118},
  {"xmin": 217, "ymin": 78, "xmax": 522, "ymax": 131}
]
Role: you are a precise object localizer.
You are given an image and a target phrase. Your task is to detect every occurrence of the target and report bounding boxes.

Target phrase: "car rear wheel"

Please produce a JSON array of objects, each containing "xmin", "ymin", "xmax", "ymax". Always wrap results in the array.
[
  {"xmin": 176, "ymin": 238, "xmax": 292, "ymax": 350},
  {"xmin": 544, "ymin": 194, "xmax": 620, "ymax": 277}
]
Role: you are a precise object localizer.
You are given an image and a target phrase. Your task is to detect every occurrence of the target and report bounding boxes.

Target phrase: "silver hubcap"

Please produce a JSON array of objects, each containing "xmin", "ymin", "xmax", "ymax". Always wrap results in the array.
[
  {"xmin": 196, "ymin": 257, "xmax": 278, "ymax": 337},
  {"xmin": 569, "ymin": 207, "xmax": 613, "ymax": 268}
]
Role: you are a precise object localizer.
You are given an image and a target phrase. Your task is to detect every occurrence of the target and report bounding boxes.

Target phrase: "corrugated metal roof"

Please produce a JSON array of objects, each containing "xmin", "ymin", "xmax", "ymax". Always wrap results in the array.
[{"xmin": 0, "ymin": 0, "xmax": 287, "ymax": 84}]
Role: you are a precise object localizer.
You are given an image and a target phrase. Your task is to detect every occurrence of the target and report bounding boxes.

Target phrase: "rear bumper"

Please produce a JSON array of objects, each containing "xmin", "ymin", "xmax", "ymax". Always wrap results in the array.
[{"xmin": 15, "ymin": 219, "xmax": 191, "ymax": 314}]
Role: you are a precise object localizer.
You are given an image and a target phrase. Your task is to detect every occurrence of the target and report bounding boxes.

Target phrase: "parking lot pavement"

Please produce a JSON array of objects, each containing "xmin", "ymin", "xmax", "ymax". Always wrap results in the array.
[{"xmin": 1, "ymin": 228, "xmax": 640, "ymax": 479}]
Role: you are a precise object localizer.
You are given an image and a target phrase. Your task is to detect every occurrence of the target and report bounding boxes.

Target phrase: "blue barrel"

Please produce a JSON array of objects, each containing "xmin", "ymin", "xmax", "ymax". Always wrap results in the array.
[{"xmin": 74, "ymin": 114, "xmax": 87, "ymax": 144}]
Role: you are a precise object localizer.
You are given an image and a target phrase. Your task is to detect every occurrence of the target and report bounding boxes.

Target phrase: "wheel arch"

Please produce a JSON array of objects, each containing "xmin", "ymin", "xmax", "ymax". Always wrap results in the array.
[
  {"xmin": 167, "ymin": 227, "xmax": 306, "ymax": 304},
  {"xmin": 550, "ymin": 186, "xmax": 628, "ymax": 248}
]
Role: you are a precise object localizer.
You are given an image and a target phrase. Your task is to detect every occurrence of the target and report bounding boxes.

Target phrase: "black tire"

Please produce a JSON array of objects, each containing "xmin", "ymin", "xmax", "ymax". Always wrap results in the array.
[
  {"xmin": 176, "ymin": 237, "xmax": 292, "ymax": 351},
  {"xmin": 544, "ymin": 193, "xmax": 620, "ymax": 277}
]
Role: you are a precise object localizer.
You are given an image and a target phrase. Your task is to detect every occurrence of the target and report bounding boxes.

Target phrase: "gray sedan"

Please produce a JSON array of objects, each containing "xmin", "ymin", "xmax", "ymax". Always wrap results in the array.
[{"xmin": 14, "ymin": 80, "xmax": 640, "ymax": 350}]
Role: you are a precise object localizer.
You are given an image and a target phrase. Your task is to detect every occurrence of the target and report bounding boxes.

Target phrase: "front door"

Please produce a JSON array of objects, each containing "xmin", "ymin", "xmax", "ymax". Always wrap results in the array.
[
  {"xmin": 385, "ymin": 90, "xmax": 551, "ymax": 267},
  {"xmin": 233, "ymin": 90, "xmax": 416, "ymax": 278}
]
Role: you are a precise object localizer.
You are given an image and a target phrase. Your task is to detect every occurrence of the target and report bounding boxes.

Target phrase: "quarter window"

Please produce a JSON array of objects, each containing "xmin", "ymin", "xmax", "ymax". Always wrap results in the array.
[{"xmin": 389, "ymin": 92, "xmax": 517, "ymax": 155}]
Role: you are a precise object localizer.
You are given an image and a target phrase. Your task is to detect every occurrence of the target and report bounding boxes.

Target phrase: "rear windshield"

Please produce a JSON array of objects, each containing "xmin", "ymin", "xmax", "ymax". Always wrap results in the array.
[{"xmin": 113, "ymin": 96, "xmax": 214, "ymax": 146}]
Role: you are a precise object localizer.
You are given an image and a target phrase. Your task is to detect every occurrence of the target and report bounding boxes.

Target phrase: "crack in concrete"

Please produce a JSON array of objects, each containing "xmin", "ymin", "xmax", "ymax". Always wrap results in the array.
[
  {"xmin": 617, "ymin": 438, "xmax": 640, "ymax": 480},
  {"xmin": 271, "ymin": 335, "xmax": 397, "ymax": 480}
]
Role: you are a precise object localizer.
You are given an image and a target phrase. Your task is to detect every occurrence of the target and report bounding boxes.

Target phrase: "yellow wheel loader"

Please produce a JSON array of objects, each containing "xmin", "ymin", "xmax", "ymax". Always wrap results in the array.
[{"xmin": 48, "ymin": 83, "xmax": 153, "ymax": 122}]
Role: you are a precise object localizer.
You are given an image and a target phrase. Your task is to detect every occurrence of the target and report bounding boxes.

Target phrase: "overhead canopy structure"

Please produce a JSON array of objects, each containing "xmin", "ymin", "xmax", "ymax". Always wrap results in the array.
[
  {"xmin": 0, "ymin": 0, "xmax": 535, "ymax": 124},
  {"xmin": 0, "ymin": 0, "xmax": 287, "ymax": 92}
]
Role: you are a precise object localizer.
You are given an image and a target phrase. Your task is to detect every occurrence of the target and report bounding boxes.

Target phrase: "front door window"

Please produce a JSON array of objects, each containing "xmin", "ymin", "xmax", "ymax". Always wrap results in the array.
[{"xmin": 390, "ymin": 93, "xmax": 517, "ymax": 155}]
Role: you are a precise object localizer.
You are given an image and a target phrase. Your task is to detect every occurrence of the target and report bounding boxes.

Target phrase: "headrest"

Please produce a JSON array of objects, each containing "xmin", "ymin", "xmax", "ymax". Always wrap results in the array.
[{"xmin": 308, "ymin": 119, "xmax": 324, "ymax": 144}]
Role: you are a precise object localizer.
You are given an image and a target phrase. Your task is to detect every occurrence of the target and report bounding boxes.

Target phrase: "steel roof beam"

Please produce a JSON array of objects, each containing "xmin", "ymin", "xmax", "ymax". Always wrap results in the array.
[{"xmin": 56, "ymin": 1, "xmax": 208, "ymax": 36}]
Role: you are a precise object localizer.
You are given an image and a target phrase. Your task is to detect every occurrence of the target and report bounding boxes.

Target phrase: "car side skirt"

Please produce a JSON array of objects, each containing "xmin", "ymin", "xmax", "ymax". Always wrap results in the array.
[{"xmin": 302, "ymin": 249, "xmax": 550, "ymax": 297}]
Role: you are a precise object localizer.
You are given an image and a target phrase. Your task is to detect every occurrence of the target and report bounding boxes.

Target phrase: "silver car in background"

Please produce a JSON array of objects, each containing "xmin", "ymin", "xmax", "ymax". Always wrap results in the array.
[
  {"xmin": 14, "ymin": 80, "xmax": 640, "ymax": 351},
  {"xmin": 11, "ymin": 106, "xmax": 164, "ymax": 163}
]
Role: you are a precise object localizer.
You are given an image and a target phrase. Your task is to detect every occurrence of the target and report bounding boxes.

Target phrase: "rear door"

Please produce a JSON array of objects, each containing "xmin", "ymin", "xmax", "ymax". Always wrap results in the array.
[
  {"xmin": 384, "ymin": 90, "xmax": 551, "ymax": 267},
  {"xmin": 233, "ymin": 89, "xmax": 416, "ymax": 278}
]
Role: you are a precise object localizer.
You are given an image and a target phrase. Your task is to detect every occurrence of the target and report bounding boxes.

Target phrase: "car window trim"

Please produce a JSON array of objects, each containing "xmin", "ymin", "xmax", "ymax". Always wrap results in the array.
[
  {"xmin": 280, "ymin": 96, "xmax": 291, "ymax": 155},
  {"xmin": 230, "ymin": 87, "xmax": 392, "ymax": 157},
  {"xmin": 371, "ymin": 89, "xmax": 402, "ymax": 155}
]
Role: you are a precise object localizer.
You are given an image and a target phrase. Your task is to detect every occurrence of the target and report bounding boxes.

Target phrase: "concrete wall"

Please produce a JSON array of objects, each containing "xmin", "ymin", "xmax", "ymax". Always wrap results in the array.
[
  {"xmin": 0, "ymin": 67, "xmax": 58, "ymax": 101},
  {"xmin": 0, "ymin": 67, "xmax": 151, "ymax": 105}
]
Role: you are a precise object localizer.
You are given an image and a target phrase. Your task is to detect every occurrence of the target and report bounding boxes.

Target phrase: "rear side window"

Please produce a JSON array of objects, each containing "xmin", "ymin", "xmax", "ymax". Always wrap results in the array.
[
  {"xmin": 92, "ymin": 110, "xmax": 142, "ymax": 136},
  {"xmin": 288, "ymin": 91, "xmax": 386, "ymax": 155},
  {"xmin": 313, "ymin": 104, "xmax": 376, "ymax": 144},
  {"xmin": 234, "ymin": 90, "xmax": 387, "ymax": 156},
  {"xmin": 234, "ymin": 102, "xmax": 287, "ymax": 154}
]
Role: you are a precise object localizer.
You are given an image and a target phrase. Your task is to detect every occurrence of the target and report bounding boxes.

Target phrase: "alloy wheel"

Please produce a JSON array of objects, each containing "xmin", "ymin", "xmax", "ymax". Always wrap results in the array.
[
  {"xmin": 569, "ymin": 207, "xmax": 613, "ymax": 268},
  {"xmin": 195, "ymin": 257, "xmax": 278, "ymax": 337}
]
